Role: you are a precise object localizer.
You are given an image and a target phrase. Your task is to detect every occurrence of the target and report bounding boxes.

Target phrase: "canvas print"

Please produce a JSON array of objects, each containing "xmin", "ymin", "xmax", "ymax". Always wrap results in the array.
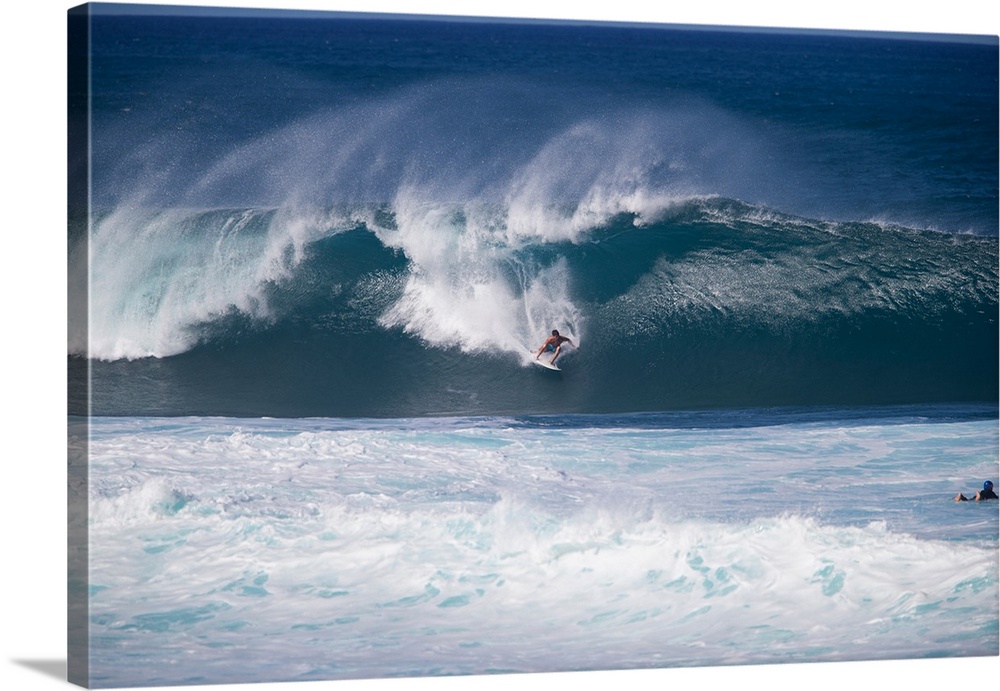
[{"xmin": 67, "ymin": 2, "xmax": 999, "ymax": 688}]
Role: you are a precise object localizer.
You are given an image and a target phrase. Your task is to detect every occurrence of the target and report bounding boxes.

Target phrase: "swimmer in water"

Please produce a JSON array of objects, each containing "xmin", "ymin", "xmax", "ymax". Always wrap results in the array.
[{"xmin": 954, "ymin": 480, "xmax": 998, "ymax": 502}]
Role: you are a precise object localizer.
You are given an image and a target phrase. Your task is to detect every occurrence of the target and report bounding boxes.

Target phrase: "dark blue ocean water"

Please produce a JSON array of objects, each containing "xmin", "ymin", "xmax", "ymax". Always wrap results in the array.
[{"xmin": 72, "ymin": 6, "xmax": 999, "ymax": 418}]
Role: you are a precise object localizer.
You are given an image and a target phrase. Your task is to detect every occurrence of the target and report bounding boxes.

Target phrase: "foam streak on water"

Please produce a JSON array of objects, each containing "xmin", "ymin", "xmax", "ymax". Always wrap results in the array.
[{"xmin": 84, "ymin": 411, "xmax": 998, "ymax": 687}]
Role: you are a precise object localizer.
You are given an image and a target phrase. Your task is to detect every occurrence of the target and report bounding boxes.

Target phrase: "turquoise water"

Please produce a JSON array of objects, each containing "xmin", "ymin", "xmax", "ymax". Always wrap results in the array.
[{"xmin": 83, "ymin": 408, "xmax": 998, "ymax": 687}]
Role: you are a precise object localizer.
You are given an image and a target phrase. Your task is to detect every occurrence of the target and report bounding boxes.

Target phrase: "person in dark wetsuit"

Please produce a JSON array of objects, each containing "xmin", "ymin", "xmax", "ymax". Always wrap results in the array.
[
  {"xmin": 535, "ymin": 329, "xmax": 576, "ymax": 366},
  {"xmin": 955, "ymin": 480, "xmax": 998, "ymax": 502}
]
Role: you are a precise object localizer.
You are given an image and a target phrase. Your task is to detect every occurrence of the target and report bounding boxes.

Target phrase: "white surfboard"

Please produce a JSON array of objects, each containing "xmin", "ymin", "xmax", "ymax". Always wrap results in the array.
[{"xmin": 530, "ymin": 353, "xmax": 561, "ymax": 371}]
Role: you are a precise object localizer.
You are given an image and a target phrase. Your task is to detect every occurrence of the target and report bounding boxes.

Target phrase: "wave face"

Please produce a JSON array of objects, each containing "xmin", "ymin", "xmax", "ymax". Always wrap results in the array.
[
  {"xmin": 75, "ymin": 14, "xmax": 999, "ymax": 417},
  {"xmin": 80, "ymin": 196, "xmax": 997, "ymax": 417}
]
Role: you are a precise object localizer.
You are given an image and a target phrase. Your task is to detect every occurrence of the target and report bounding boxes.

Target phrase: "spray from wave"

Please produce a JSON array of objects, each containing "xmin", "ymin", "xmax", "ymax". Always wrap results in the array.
[
  {"xmin": 80, "ymin": 80, "xmax": 792, "ymax": 362},
  {"xmin": 76, "ymin": 78, "xmax": 996, "ymax": 419}
]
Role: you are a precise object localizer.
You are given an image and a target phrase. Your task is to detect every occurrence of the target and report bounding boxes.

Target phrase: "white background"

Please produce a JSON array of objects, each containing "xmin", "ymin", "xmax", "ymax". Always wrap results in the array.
[{"xmin": 2, "ymin": 1, "xmax": 998, "ymax": 690}]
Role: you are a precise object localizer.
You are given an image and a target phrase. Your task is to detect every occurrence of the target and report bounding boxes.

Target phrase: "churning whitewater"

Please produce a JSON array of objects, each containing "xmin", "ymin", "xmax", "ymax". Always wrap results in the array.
[{"xmin": 80, "ymin": 412, "xmax": 998, "ymax": 687}]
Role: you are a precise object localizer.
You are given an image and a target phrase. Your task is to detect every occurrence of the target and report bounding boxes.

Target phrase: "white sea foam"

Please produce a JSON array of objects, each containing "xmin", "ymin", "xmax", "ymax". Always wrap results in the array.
[
  {"xmin": 374, "ymin": 194, "xmax": 583, "ymax": 358},
  {"xmin": 84, "ymin": 414, "xmax": 998, "ymax": 685}
]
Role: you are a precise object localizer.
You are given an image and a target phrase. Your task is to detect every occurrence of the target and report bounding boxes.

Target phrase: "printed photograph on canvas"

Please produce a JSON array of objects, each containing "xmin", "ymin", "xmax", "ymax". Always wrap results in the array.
[{"xmin": 67, "ymin": 3, "xmax": 999, "ymax": 688}]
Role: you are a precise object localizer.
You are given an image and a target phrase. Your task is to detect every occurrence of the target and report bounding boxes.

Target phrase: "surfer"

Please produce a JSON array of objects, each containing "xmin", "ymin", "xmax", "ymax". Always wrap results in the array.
[
  {"xmin": 535, "ymin": 329, "xmax": 576, "ymax": 365},
  {"xmin": 954, "ymin": 480, "xmax": 998, "ymax": 502}
]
